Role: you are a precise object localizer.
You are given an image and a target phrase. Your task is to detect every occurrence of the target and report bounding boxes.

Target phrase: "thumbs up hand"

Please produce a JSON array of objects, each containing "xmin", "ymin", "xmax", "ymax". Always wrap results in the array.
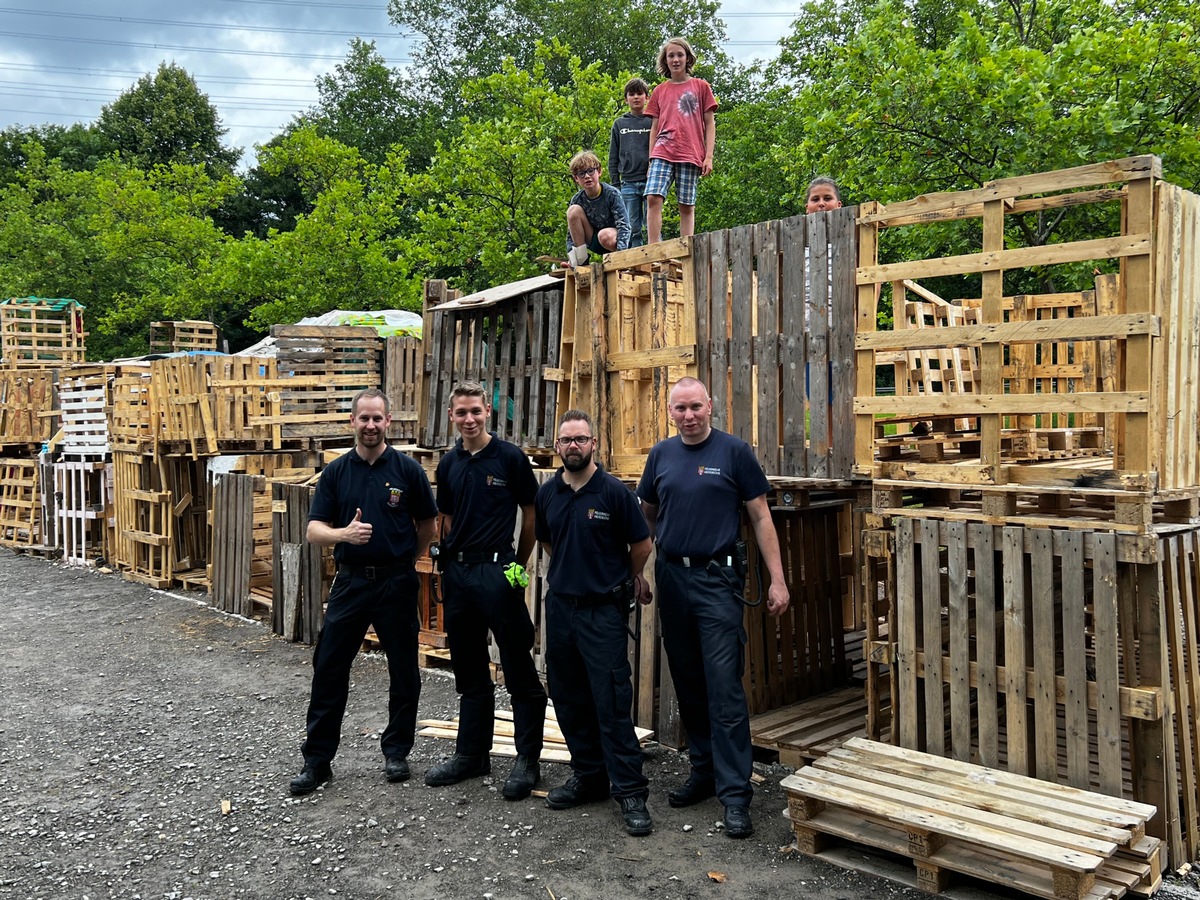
[{"xmin": 343, "ymin": 507, "xmax": 373, "ymax": 545}]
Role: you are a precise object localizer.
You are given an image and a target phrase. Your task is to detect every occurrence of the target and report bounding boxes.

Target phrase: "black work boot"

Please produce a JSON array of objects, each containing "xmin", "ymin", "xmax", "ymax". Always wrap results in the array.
[
  {"xmin": 667, "ymin": 772, "xmax": 716, "ymax": 807},
  {"xmin": 545, "ymin": 774, "xmax": 610, "ymax": 809},
  {"xmin": 424, "ymin": 754, "xmax": 491, "ymax": 787},
  {"xmin": 289, "ymin": 762, "xmax": 332, "ymax": 796},
  {"xmin": 723, "ymin": 804, "xmax": 753, "ymax": 838},
  {"xmin": 384, "ymin": 756, "xmax": 411, "ymax": 783},
  {"xmin": 502, "ymin": 755, "xmax": 540, "ymax": 800},
  {"xmin": 620, "ymin": 796, "xmax": 653, "ymax": 836}
]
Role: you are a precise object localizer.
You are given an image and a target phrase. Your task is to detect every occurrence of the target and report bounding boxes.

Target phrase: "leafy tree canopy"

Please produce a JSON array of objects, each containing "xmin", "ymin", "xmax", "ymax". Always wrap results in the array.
[{"xmin": 96, "ymin": 62, "xmax": 241, "ymax": 175}]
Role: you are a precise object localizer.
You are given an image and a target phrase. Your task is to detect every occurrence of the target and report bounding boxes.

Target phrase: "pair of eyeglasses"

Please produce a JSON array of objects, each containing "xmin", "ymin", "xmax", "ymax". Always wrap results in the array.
[
  {"xmin": 557, "ymin": 435, "xmax": 594, "ymax": 446},
  {"xmin": 574, "ymin": 167, "xmax": 599, "ymax": 178}
]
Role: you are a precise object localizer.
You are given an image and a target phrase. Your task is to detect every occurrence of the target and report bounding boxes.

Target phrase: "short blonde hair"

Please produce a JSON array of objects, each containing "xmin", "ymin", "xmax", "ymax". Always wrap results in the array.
[
  {"xmin": 656, "ymin": 37, "xmax": 697, "ymax": 77},
  {"xmin": 569, "ymin": 149, "xmax": 601, "ymax": 176}
]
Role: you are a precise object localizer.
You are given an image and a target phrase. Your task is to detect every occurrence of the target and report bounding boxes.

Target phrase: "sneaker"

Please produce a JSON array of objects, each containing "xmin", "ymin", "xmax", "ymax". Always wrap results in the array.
[
  {"xmin": 545, "ymin": 774, "xmax": 610, "ymax": 809},
  {"xmin": 384, "ymin": 755, "xmax": 411, "ymax": 783},
  {"xmin": 502, "ymin": 755, "xmax": 540, "ymax": 801},
  {"xmin": 424, "ymin": 754, "xmax": 490, "ymax": 787},
  {"xmin": 667, "ymin": 772, "xmax": 716, "ymax": 808},
  {"xmin": 723, "ymin": 804, "xmax": 753, "ymax": 838},
  {"xmin": 620, "ymin": 796, "xmax": 653, "ymax": 836},
  {"xmin": 289, "ymin": 762, "xmax": 332, "ymax": 796},
  {"xmin": 569, "ymin": 245, "xmax": 590, "ymax": 267}
]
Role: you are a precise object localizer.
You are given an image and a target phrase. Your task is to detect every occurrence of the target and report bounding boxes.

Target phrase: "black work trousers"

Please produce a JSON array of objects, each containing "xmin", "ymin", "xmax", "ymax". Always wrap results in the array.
[
  {"xmin": 301, "ymin": 568, "xmax": 421, "ymax": 765},
  {"xmin": 441, "ymin": 558, "xmax": 547, "ymax": 759},
  {"xmin": 545, "ymin": 594, "xmax": 648, "ymax": 799}
]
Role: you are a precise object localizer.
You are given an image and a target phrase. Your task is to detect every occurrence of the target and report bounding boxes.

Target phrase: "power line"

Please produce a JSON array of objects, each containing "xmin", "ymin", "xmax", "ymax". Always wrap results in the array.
[
  {"xmin": 0, "ymin": 8, "xmax": 405, "ymax": 42},
  {"xmin": 0, "ymin": 62, "xmax": 316, "ymax": 87},
  {"xmin": 0, "ymin": 29, "xmax": 413, "ymax": 63}
]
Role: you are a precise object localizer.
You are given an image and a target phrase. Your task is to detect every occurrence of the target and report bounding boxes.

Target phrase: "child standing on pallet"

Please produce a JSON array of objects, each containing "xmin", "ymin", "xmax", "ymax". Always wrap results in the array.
[{"xmin": 645, "ymin": 37, "xmax": 718, "ymax": 244}]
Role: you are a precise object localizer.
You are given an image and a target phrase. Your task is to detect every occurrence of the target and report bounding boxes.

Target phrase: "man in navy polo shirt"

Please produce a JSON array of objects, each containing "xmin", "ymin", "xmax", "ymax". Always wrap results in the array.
[
  {"xmin": 289, "ymin": 388, "xmax": 438, "ymax": 796},
  {"xmin": 425, "ymin": 381, "xmax": 548, "ymax": 801},
  {"xmin": 535, "ymin": 409, "xmax": 654, "ymax": 836},
  {"xmin": 636, "ymin": 377, "xmax": 790, "ymax": 838}
]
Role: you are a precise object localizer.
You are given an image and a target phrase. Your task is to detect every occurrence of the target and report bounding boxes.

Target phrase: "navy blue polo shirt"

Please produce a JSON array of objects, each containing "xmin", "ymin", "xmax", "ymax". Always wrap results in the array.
[
  {"xmin": 636, "ymin": 428, "xmax": 770, "ymax": 558},
  {"xmin": 435, "ymin": 433, "xmax": 539, "ymax": 555},
  {"xmin": 535, "ymin": 465, "xmax": 649, "ymax": 596},
  {"xmin": 309, "ymin": 445, "xmax": 437, "ymax": 565}
]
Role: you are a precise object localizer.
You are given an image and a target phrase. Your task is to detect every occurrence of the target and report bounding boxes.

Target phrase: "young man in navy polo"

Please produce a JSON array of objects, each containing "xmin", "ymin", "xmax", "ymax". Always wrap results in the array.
[
  {"xmin": 535, "ymin": 410, "xmax": 654, "ymax": 836},
  {"xmin": 636, "ymin": 377, "xmax": 790, "ymax": 838},
  {"xmin": 290, "ymin": 388, "xmax": 438, "ymax": 795},
  {"xmin": 425, "ymin": 381, "xmax": 547, "ymax": 800}
]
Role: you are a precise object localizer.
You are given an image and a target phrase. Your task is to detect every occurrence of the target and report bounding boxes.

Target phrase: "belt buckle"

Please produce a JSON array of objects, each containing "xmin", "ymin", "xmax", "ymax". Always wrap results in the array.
[
  {"xmin": 364, "ymin": 566, "xmax": 376, "ymax": 580},
  {"xmin": 680, "ymin": 555, "xmax": 694, "ymax": 568}
]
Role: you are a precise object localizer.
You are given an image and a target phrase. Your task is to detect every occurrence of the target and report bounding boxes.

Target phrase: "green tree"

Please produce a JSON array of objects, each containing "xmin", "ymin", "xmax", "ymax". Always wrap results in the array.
[
  {"xmin": 0, "ymin": 123, "xmax": 107, "ymax": 187},
  {"xmin": 402, "ymin": 43, "xmax": 624, "ymax": 292},
  {"xmin": 190, "ymin": 129, "xmax": 421, "ymax": 332},
  {"xmin": 0, "ymin": 149, "xmax": 237, "ymax": 359},
  {"xmin": 298, "ymin": 38, "xmax": 436, "ymax": 169},
  {"xmin": 96, "ymin": 62, "xmax": 241, "ymax": 174}
]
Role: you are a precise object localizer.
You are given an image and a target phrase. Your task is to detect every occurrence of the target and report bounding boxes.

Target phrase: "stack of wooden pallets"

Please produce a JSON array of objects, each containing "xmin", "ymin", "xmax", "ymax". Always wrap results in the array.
[{"xmin": 783, "ymin": 738, "xmax": 1160, "ymax": 900}]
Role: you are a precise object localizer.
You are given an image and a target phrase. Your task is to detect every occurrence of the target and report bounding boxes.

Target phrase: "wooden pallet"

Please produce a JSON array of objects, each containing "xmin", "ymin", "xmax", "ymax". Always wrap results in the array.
[
  {"xmin": 149, "ymin": 320, "xmax": 220, "ymax": 354},
  {"xmin": 750, "ymin": 685, "xmax": 879, "ymax": 767},
  {"xmin": 0, "ymin": 296, "xmax": 86, "ymax": 368},
  {"xmin": 0, "ymin": 369, "xmax": 56, "ymax": 445},
  {"xmin": 782, "ymin": 738, "xmax": 1161, "ymax": 900},
  {"xmin": 54, "ymin": 459, "xmax": 111, "ymax": 567},
  {"xmin": 0, "ymin": 457, "xmax": 40, "ymax": 547},
  {"xmin": 58, "ymin": 365, "xmax": 111, "ymax": 458},
  {"xmin": 417, "ymin": 706, "xmax": 654, "ymax": 765}
]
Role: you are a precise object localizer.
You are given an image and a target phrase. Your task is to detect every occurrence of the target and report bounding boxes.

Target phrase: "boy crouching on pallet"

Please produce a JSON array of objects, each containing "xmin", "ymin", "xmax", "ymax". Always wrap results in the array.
[{"xmin": 565, "ymin": 150, "xmax": 630, "ymax": 268}]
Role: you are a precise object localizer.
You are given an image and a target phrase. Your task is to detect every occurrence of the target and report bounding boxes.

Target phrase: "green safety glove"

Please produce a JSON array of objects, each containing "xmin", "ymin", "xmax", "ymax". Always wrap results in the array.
[{"xmin": 503, "ymin": 562, "xmax": 530, "ymax": 589}]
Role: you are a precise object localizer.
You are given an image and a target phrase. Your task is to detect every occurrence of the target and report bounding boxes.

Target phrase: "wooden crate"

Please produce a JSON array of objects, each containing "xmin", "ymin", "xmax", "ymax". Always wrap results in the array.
[
  {"xmin": 855, "ymin": 157, "xmax": 1200, "ymax": 528},
  {"xmin": 862, "ymin": 516, "xmax": 1200, "ymax": 864},
  {"xmin": 0, "ymin": 369, "xmax": 56, "ymax": 447},
  {"xmin": 149, "ymin": 320, "xmax": 220, "ymax": 354},
  {"xmin": 59, "ymin": 365, "xmax": 112, "ymax": 458},
  {"xmin": 422, "ymin": 278, "xmax": 562, "ymax": 452},
  {"xmin": 0, "ymin": 297, "xmax": 86, "ymax": 368},
  {"xmin": 0, "ymin": 457, "xmax": 41, "ymax": 546},
  {"xmin": 208, "ymin": 356, "xmax": 278, "ymax": 448},
  {"xmin": 54, "ymin": 459, "xmax": 112, "ymax": 567},
  {"xmin": 112, "ymin": 452, "xmax": 209, "ymax": 588},
  {"xmin": 261, "ymin": 325, "xmax": 383, "ymax": 443},
  {"xmin": 783, "ymin": 738, "xmax": 1161, "ymax": 900}
]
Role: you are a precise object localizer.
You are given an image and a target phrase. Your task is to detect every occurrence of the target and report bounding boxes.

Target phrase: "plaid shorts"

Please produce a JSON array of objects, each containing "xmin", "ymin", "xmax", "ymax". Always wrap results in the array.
[{"xmin": 644, "ymin": 159, "xmax": 701, "ymax": 207}]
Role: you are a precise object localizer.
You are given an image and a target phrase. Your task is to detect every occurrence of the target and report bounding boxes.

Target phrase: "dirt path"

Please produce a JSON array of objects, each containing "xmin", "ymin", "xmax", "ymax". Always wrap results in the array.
[{"xmin": 2, "ymin": 548, "xmax": 1194, "ymax": 900}]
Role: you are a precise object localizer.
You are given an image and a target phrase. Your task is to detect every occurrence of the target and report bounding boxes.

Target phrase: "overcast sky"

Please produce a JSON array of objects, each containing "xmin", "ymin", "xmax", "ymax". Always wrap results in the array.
[{"xmin": 0, "ymin": 0, "xmax": 796, "ymax": 170}]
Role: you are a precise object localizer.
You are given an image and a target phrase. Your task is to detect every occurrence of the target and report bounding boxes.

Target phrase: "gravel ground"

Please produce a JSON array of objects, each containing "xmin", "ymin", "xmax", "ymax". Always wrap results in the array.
[{"xmin": 2, "ymin": 547, "xmax": 1197, "ymax": 900}]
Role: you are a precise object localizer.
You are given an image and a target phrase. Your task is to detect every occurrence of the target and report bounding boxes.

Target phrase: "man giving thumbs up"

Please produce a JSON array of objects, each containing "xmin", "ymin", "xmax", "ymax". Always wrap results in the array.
[{"xmin": 290, "ymin": 388, "xmax": 438, "ymax": 796}]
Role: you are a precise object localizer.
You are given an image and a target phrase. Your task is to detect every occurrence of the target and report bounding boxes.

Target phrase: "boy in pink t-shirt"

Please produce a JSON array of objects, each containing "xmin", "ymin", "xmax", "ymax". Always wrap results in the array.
[{"xmin": 644, "ymin": 37, "xmax": 718, "ymax": 244}]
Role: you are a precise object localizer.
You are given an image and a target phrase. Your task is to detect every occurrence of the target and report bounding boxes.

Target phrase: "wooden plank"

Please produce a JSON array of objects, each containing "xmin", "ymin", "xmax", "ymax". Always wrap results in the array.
[
  {"xmin": 730, "ymin": 224, "xmax": 754, "ymax": 445},
  {"xmin": 1061, "ymin": 530, "xmax": 1090, "ymax": 790},
  {"xmin": 946, "ymin": 520, "xmax": 970, "ymax": 761},
  {"xmin": 920, "ymin": 517, "xmax": 944, "ymax": 756},
  {"xmin": 780, "ymin": 215, "xmax": 808, "ymax": 475},
  {"xmin": 709, "ymin": 229, "xmax": 730, "ymax": 430},
  {"xmin": 857, "ymin": 391, "xmax": 1148, "ymax": 416},
  {"xmin": 756, "ymin": 220, "xmax": 780, "ymax": 472},
  {"xmin": 855, "ymin": 313, "xmax": 1158, "ymax": 350},
  {"xmin": 1092, "ymin": 532, "xmax": 1122, "ymax": 796},
  {"xmin": 808, "ymin": 211, "xmax": 831, "ymax": 476},
  {"xmin": 1032, "ymin": 527, "xmax": 1057, "ymax": 781},
  {"xmin": 973, "ymin": 522, "xmax": 1000, "ymax": 769},
  {"xmin": 896, "ymin": 518, "xmax": 918, "ymax": 750},
  {"xmin": 829, "ymin": 206, "xmax": 857, "ymax": 479},
  {"xmin": 857, "ymin": 235, "xmax": 1152, "ymax": 284},
  {"xmin": 1002, "ymin": 525, "xmax": 1029, "ymax": 775}
]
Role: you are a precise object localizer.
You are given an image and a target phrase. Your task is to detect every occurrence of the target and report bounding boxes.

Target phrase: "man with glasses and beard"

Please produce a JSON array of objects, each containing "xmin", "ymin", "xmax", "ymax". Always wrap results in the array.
[{"xmin": 534, "ymin": 410, "xmax": 654, "ymax": 836}]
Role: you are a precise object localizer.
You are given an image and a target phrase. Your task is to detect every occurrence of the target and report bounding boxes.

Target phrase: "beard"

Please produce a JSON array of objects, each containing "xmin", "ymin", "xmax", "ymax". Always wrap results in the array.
[{"xmin": 562, "ymin": 449, "xmax": 592, "ymax": 472}]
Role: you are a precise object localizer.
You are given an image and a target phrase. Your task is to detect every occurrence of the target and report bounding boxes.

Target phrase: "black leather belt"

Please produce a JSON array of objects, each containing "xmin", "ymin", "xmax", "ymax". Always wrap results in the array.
[
  {"xmin": 337, "ymin": 558, "xmax": 413, "ymax": 580},
  {"xmin": 661, "ymin": 550, "xmax": 735, "ymax": 568},
  {"xmin": 449, "ymin": 550, "xmax": 505, "ymax": 564}
]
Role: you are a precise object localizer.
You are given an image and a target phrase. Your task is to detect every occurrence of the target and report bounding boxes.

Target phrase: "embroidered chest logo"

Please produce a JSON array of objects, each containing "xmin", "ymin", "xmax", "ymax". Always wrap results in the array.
[
  {"xmin": 588, "ymin": 508, "xmax": 611, "ymax": 521},
  {"xmin": 387, "ymin": 487, "xmax": 403, "ymax": 508},
  {"xmin": 487, "ymin": 475, "xmax": 508, "ymax": 488},
  {"xmin": 698, "ymin": 466, "xmax": 722, "ymax": 477}
]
